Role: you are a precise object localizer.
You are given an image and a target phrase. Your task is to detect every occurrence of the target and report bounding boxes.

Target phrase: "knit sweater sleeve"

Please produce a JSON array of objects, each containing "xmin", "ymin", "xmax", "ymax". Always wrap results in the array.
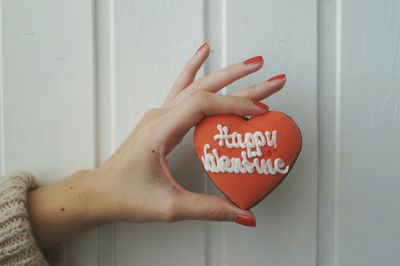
[{"xmin": 0, "ymin": 171, "xmax": 64, "ymax": 266}]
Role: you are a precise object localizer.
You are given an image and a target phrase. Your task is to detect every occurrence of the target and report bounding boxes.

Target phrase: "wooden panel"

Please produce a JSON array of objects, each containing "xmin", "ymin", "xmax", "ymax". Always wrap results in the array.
[
  {"xmin": 220, "ymin": 1, "xmax": 318, "ymax": 265},
  {"xmin": 1, "ymin": 0, "xmax": 95, "ymax": 182},
  {"xmin": 107, "ymin": 0, "xmax": 319, "ymax": 265},
  {"xmin": 95, "ymin": 0, "xmax": 117, "ymax": 264},
  {"xmin": 318, "ymin": 0, "xmax": 400, "ymax": 265},
  {"xmin": 0, "ymin": 1, "xmax": 97, "ymax": 265},
  {"xmin": 317, "ymin": 0, "xmax": 339, "ymax": 265},
  {"xmin": 111, "ymin": 1, "xmax": 208, "ymax": 265},
  {"xmin": 337, "ymin": 1, "xmax": 400, "ymax": 265}
]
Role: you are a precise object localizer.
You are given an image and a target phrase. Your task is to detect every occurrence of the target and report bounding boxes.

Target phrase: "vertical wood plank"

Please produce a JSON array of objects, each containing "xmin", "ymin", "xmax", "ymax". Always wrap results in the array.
[
  {"xmin": 220, "ymin": 0, "xmax": 318, "ymax": 265},
  {"xmin": 0, "ymin": 1, "xmax": 98, "ymax": 265},
  {"xmin": 318, "ymin": 0, "xmax": 340, "ymax": 265},
  {"xmin": 111, "ymin": 1, "xmax": 207, "ymax": 265},
  {"xmin": 319, "ymin": 0, "xmax": 400, "ymax": 265},
  {"xmin": 337, "ymin": 1, "xmax": 400, "ymax": 265},
  {"xmin": 95, "ymin": 0, "xmax": 117, "ymax": 265},
  {"xmin": 1, "ymin": 0, "xmax": 95, "ymax": 182}
]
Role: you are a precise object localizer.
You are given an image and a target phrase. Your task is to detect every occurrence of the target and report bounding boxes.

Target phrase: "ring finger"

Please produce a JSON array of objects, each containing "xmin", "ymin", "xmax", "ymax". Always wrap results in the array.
[{"xmin": 230, "ymin": 74, "xmax": 286, "ymax": 100}]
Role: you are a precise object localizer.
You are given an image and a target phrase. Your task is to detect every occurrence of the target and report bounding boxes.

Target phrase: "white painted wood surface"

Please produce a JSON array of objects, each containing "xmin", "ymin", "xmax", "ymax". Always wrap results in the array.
[
  {"xmin": 1, "ymin": 0, "xmax": 399, "ymax": 265},
  {"xmin": 319, "ymin": 1, "xmax": 400, "ymax": 266},
  {"xmin": 0, "ymin": 1, "xmax": 98, "ymax": 265}
]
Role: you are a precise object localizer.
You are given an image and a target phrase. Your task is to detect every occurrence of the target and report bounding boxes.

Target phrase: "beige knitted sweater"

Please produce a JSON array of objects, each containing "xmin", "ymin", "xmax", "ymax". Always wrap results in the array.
[{"xmin": 0, "ymin": 171, "xmax": 64, "ymax": 266}]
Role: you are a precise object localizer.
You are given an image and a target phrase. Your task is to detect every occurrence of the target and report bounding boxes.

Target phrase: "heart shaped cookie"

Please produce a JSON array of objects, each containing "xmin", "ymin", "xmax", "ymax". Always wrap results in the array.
[{"xmin": 193, "ymin": 111, "xmax": 302, "ymax": 209}]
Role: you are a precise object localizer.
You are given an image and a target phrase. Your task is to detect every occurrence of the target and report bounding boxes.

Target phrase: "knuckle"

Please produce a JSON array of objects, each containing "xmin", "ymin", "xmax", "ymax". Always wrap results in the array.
[
  {"xmin": 137, "ymin": 118, "xmax": 157, "ymax": 136},
  {"xmin": 183, "ymin": 62, "xmax": 197, "ymax": 77},
  {"xmin": 231, "ymin": 95, "xmax": 244, "ymax": 104},
  {"xmin": 135, "ymin": 118, "xmax": 165, "ymax": 148},
  {"xmin": 207, "ymin": 196, "xmax": 228, "ymax": 221},
  {"xmin": 231, "ymin": 96, "xmax": 247, "ymax": 111},
  {"xmin": 194, "ymin": 90, "xmax": 210, "ymax": 100},
  {"xmin": 143, "ymin": 108, "xmax": 162, "ymax": 119},
  {"xmin": 192, "ymin": 91, "xmax": 212, "ymax": 108},
  {"xmin": 224, "ymin": 66, "xmax": 239, "ymax": 80},
  {"xmin": 144, "ymin": 119, "xmax": 158, "ymax": 133}
]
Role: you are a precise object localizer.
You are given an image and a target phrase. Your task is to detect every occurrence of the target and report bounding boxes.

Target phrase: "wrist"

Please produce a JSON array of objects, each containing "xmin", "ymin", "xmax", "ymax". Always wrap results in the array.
[
  {"xmin": 27, "ymin": 169, "xmax": 109, "ymax": 249},
  {"xmin": 76, "ymin": 169, "xmax": 116, "ymax": 224}
]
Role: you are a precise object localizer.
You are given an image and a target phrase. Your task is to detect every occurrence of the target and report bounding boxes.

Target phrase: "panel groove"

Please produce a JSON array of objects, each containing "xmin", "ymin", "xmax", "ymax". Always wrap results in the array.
[
  {"xmin": 95, "ymin": 0, "xmax": 117, "ymax": 265},
  {"xmin": 109, "ymin": 0, "xmax": 117, "ymax": 153},
  {"xmin": 91, "ymin": 0, "xmax": 100, "ymax": 264},
  {"xmin": 333, "ymin": 1, "xmax": 342, "ymax": 265}
]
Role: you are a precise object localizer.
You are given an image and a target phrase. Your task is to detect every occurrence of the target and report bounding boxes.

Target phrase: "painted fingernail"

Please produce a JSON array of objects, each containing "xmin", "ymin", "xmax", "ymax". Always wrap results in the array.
[
  {"xmin": 235, "ymin": 215, "xmax": 256, "ymax": 227},
  {"xmin": 267, "ymin": 74, "xmax": 286, "ymax": 82},
  {"xmin": 252, "ymin": 100, "xmax": 269, "ymax": 110},
  {"xmin": 195, "ymin": 42, "xmax": 208, "ymax": 55},
  {"xmin": 243, "ymin": 56, "xmax": 263, "ymax": 65}
]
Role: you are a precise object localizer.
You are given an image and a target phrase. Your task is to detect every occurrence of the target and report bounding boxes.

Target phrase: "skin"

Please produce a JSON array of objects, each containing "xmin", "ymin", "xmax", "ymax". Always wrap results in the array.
[{"xmin": 27, "ymin": 43, "xmax": 287, "ymax": 249}]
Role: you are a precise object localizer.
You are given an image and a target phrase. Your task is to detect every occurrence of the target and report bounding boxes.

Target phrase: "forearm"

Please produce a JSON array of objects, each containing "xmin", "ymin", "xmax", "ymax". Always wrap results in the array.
[{"xmin": 26, "ymin": 170, "xmax": 107, "ymax": 249}]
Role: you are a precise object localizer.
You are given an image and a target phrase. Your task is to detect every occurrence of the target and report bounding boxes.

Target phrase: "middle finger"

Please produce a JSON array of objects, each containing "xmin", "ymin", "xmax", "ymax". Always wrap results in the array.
[{"xmin": 190, "ymin": 55, "xmax": 264, "ymax": 93}]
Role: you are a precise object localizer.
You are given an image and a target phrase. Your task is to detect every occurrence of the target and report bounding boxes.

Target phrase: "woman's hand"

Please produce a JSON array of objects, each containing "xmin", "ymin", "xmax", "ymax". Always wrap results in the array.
[
  {"xmin": 92, "ymin": 43, "xmax": 286, "ymax": 224},
  {"xmin": 27, "ymin": 43, "xmax": 286, "ymax": 249}
]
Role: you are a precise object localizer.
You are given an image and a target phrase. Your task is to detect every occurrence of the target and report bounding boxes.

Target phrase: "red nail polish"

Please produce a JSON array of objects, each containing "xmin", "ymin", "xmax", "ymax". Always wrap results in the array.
[
  {"xmin": 235, "ymin": 215, "xmax": 256, "ymax": 227},
  {"xmin": 252, "ymin": 100, "xmax": 269, "ymax": 110},
  {"xmin": 195, "ymin": 42, "xmax": 208, "ymax": 54},
  {"xmin": 267, "ymin": 74, "xmax": 286, "ymax": 82},
  {"xmin": 243, "ymin": 56, "xmax": 263, "ymax": 65}
]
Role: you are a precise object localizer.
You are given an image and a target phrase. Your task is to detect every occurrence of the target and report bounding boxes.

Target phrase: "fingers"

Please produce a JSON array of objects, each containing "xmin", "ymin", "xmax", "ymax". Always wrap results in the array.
[
  {"xmin": 174, "ymin": 190, "xmax": 256, "ymax": 227},
  {"xmin": 163, "ymin": 43, "xmax": 211, "ymax": 105},
  {"xmin": 188, "ymin": 55, "xmax": 264, "ymax": 94},
  {"xmin": 165, "ymin": 55, "xmax": 265, "ymax": 107},
  {"xmin": 161, "ymin": 93, "xmax": 269, "ymax": 142},
  {"xmin": 230, "ymin": 74, "xmax": 286, "ymax": 100}
]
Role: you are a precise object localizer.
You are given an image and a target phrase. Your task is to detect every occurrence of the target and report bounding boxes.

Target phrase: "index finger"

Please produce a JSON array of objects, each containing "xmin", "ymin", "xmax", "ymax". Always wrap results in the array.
[
  {"xmin": 190, "ymin": 56, "xmax": 264, "ymax": 93},
  {"xmin": 160, "ymin": 92, "xmax": 269, "ymax": 149}
]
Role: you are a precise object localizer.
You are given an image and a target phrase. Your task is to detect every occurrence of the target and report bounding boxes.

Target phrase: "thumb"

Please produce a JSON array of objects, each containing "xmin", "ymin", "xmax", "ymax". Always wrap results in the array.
[{"xmin": 175, "ymin": 190, "xmax": 256, "ymax": 227}]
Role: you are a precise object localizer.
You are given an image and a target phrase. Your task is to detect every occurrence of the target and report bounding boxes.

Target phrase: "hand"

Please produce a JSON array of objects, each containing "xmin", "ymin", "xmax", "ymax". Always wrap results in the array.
[
  {"xmin": 92, "ymin": 43, "xmax": 286, "ymax": 225},
  {"xmin": 27, "ymin": 43, "xmax": 286, "ymax": 249}
]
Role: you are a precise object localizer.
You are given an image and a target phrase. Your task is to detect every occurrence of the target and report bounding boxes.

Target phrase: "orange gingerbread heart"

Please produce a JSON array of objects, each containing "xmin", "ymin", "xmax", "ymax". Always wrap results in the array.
[{"xmin": 193, "ymin": 111, "xmax": 302, "ymax": 209}]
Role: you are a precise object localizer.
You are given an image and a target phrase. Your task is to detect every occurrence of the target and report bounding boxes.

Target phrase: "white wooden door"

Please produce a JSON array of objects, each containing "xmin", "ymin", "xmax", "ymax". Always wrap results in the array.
[{"xmin": 0, "ymin": 1, "xmax": 399, "ymax": 265}]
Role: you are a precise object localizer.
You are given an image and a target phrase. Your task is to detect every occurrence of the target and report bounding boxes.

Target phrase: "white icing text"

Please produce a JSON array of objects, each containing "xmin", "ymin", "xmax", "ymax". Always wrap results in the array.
[{"xmin": 201, "ymin": 124, "xmax": 289, "ymax": 175}]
